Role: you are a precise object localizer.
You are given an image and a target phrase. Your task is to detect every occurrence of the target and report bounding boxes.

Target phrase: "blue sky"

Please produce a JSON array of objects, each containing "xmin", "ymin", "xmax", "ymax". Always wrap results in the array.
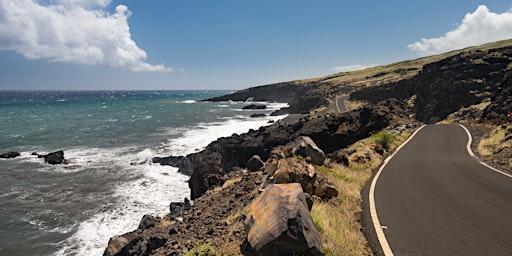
[{"xmin": 1, "ymin": 0, "xmax": 512, "ymax": 90}]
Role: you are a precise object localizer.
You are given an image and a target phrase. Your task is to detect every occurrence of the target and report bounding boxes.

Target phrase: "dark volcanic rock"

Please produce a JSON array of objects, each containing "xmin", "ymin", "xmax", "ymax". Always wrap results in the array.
[
  {"xmin": 482, "ymin": 76, "xmax": 512, "ymax": 124},
  {"xmin": 243, "ymin": 104, "xmax": 267, "ymax": 110},
  {"xmin": 186, "ymin": 105, "xmax": 389, "ymax": 199},
  {"xmin": 244, "ymin": 183, "xmax": 323, "ymax": 256},
  {"xmin": 0, "ymin": 151, "xmax": 20, "ymax": 159},
  {"xmin": 250, "ymin": 113, "xmax": 266, "ymax": 118},
  {"xmin": 43, "ymin": 150, "xmax": 65, "ymax": 165},
  {"xmin": 247, "ymin": 155, "xmax": 264, "ymax": 172},
  {"xmin": 351, "ymin": 47, "xmax": 512, "ymax": 123},
  {"xmin": 138, "ymin": 215, "xmax": 160, "ymax": 230},
  {"xmin": 152, "ymin": 156, "xmax": 193, "ymax": 176}
]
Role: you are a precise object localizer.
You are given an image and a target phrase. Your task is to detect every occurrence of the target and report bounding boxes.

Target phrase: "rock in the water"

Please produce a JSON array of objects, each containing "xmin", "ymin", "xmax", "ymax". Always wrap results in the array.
[
  {"xmin": 43, "ymin": 150, "xmax": 65, "ymax": 165},
  {"xmin": 250, "ymin": 113, "xmax": 267, "ymax": 118},
  {"xmin": 289, "ymin": 136, "xmax": 326, "ymax": 165},
  {"xmin": 247, "ymin": 155, "xmax": 264, "ymax": 172},
  {"xmin": 242, "ymin": 104, "xmax": 267, "ymax": 110},
  {"xmin": 244, "ymin": 183, "xmax": 323, "ymax": 256},
  {"xmin": 152, "ymin": 156, "xmax": 194, "ymax": 176},
  {"xmin": 0, "ymin": 151, "xmax": 20, "ymax": 159}
]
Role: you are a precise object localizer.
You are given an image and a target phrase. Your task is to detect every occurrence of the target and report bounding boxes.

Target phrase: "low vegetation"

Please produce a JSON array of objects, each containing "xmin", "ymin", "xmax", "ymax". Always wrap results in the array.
[
  {"xmin": 185, "ymin": 242, "xmax": 216, "ymax": 256},
  {"xmin": 478, "ymin": 125, "xmax": 512, "ymax": 162},
  {"xmin": 311, "ymin": 130, "xmax": 408, "ymax": 256}
]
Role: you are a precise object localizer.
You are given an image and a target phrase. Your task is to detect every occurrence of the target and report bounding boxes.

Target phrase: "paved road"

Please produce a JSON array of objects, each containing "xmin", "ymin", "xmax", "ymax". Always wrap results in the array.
[
  {"xmin": 374, "ymin": 124, "xmax": 512, "ymax": 255},
  {"xmin": 336, "ymin": 95, "xmax": 350, "ymax": 113}
]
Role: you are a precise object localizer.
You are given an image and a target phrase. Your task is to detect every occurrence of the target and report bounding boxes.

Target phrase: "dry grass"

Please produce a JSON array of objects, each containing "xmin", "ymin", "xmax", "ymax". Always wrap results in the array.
[
  {"xmin": 478, "ymin": 125, "xmax": 512, "ymax": 157},
  {"xmin": 345, "ymin": 99, "xmax": 366, "ymax": 110},
  {"xmin": 311, "ymin": 131, "xmax": 409, "ymax": 256}
]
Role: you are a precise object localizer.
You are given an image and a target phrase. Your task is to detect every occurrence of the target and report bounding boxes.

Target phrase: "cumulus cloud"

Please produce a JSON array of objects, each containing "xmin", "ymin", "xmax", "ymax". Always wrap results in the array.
[
  {"xmin": 332, "ymin": 64, "xmax": 378, "ymax": 72},
  {"xmin": 0, "ymin": 0, "xmax": 171, "ymax": 72},
  {"xmin": 408, "ymin": 5, "xmax": 512, "ymax": 55}
]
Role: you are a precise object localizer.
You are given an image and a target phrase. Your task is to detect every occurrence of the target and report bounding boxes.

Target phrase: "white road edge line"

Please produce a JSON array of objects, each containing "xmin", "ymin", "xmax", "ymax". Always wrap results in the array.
[
  {"xmin": 458, "ymin": 124, "xmax": 512, "ymax": 179},
  {"xmin": 336, "ymin": 96, "xmax": 342, "ymax": 113},
  {"xmin": 369, "ymin": 124, "xmax": 426, "ymax": 256}
]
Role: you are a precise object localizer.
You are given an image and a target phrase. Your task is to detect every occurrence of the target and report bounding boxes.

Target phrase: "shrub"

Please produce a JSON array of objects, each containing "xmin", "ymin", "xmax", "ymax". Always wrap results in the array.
[
  {"xmin": 185, "ymin": 242, "xmax": 216, "ymax": 256},
  {"xmin": 370, "ymin": 131, "xmax": 396, "ymax": 151}
]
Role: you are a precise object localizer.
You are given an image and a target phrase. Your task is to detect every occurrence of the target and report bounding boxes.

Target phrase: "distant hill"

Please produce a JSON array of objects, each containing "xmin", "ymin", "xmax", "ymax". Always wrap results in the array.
[{"xmin": 207, "ymin": 39, "xmax": 512, "ymax": 123}]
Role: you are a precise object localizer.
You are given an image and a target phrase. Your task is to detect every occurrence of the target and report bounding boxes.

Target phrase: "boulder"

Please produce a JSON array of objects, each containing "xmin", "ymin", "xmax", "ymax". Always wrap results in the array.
[
  {"xmin": 273, "ymin": 158, "xmax": 317, "ymax": 194},
  {"xmin": 247, "ymin": 155, "xmax": 264, "ymax": 172},
  {"xmin": 138, "ymin": 215, "xmax": 160, "ymax": 230},
  {"xmin": 242, "ymin": 104, "xmax": 267, "ymax": 110},
  {"xmin": 43, "ymin": 150, "xmax": 66, "ymax": 165},
  {"xmin": 103, "ymin": 232, "xmax": 140, "ymax": 256},
  {"xmin": 288, "ymin": 136, "xmax": 325, "ymax": 165},
  {"xmin": 0, "ymin": 151, "xmax": 20, "ymax": 159},
  {"xmin": 313, "ymin": 179, "xmax": 339, "ymax": 199},
  {"xmin": 244, "ymin": 183, "xmax": 323, "ymax": 256},
  {"xmin": 250, "ymin": 113, "xmax": 267, "ymax": 118}
]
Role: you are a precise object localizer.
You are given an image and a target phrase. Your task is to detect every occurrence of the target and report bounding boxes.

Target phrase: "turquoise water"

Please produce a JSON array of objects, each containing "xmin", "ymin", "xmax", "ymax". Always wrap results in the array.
[{"xmin": 0, "ymin": 91, "xmax": 287, "ymax": 255}]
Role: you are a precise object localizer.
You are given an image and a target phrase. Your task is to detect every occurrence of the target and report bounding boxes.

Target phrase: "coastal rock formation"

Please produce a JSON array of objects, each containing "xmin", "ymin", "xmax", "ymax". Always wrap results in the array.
[
  {"xmin": 184, "ymin": 104, "xmax": 389, "ymax": 199},
  {"xmin": 0, "ymin": 151, "xmax": 20, "ymax": 159},
  {"xmin": 43, "ymin": 150, "xmax": 66, "ymax": 165},
  {"xmin": 242, "ymin": 104, "xmax": 267, "ymax": 110},
  {"xmin": 152, "ymin": 156, "xmax": 194, "ymax": 176},
  {"xmin": 244, "ymin": 183, "xmax": 323, "ymax": 256}
]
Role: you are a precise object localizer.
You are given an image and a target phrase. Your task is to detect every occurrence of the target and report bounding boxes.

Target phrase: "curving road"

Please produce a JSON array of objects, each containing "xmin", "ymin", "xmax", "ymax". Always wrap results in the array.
[
  {"xmin": 371, "ymin": 124, "xmax": 512, "ymax": 255},
  {"xmin": 336, "ymin": 95, "xmax": 350, "ymax": 113}
]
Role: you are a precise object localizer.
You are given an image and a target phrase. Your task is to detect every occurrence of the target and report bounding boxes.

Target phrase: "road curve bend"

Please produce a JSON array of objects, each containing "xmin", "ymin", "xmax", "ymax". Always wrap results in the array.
[{"xmin": 370, "ymin": 124, "xmax": 512, "ymax": 256}]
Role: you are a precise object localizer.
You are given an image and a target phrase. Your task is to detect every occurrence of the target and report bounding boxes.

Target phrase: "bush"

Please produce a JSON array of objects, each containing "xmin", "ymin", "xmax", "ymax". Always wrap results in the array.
[
  {"xmin": 185, "ymin": 242, "xmax": 216, "ymax": 256},
  {"xmin": 370, "ymin": 131, "xmax": 396, "ymax": 151}
]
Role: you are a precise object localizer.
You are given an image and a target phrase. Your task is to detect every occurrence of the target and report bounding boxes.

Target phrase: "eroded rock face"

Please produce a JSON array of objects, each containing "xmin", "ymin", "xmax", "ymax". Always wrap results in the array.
[{"xmin": 244, "ymin": 183, "xmax": 323, "ymax": 256}]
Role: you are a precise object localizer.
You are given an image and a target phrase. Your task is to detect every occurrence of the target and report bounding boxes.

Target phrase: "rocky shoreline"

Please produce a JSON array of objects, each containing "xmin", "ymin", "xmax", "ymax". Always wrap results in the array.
[{"xmin": 103, "ymin": 41, "xmax": 512, "ymax": 255}]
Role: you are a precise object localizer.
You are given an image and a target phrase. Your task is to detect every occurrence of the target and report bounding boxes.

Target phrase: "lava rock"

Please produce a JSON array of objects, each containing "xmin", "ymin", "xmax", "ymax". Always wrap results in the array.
[
  {"xmin": 242, "ymin": 104, "xmax": 267, "ymax": 110},
  {"xmin": 43, "ymin": 150, "xmax": 66, "ymax": 165},
  {"xmin": 247, "ymin": 155, "xmax": 264, "ymax": 172},
  {"xmin": 244, "ymin": 183, "xmax": 323, "ymax": 255},
  {"xmin": 0, "ymin": 151, "xmax": 20, "ymax": 159}
]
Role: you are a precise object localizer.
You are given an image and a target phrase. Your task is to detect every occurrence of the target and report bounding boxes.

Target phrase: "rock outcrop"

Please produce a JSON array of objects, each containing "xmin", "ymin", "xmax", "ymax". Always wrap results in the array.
[
  {"xmin": 247, "ymin": 155, "xmax": 264, "ymax": 172},
  {"xmin": 244, "ymin": 183, "xmax": 323, "ymax": 256},
  {"xmin": 185, "ymin": 105, "xmax": 389, "ymax": 199},
  {"xmin": 43, "ymin": 150, "xmax": 66, "ymax": 165},
  {"xmin": 0, "ymin": 151, "xmax": 20, "ymax": 159},
  {"xmin": 242, "ymin": 104, "xmax": 267, "ymax": 110}
]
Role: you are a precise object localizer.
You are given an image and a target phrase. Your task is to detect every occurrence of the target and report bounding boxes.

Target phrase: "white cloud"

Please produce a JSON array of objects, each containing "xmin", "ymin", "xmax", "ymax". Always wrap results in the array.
[
  {"xmin": 408, "ymin": 5, "xmax": 512, "ymax": 55},
  {"xmin": 332, "ymin": 64, "xmax": 378, "ymax": 72},
  {"xmin": 0, "ymin": 0, "xmax": 172, "ymax": 72}
]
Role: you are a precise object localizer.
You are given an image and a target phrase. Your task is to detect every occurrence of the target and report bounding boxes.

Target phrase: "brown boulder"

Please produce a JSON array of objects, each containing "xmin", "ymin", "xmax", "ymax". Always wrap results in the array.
[
  {"xmin": 288, "ymin": 136, "xmax": 325, "ymax": 165},
  {"xmin": 273, "ymin": 158, "xmax": 317, "ymax": 194},
  {"xmin": 244, "ymin": 183, "xmax": 323, "ymax": 256}
]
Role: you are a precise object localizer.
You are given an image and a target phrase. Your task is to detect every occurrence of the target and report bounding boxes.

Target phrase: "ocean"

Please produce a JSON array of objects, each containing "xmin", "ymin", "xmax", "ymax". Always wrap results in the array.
[{"xmin": 0, "ymin": 90, "xmax": 287, "ymax": 256}]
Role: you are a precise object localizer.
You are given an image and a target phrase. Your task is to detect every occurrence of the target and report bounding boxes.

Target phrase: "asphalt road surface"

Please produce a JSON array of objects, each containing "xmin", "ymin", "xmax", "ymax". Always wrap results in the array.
[
  {"xmin": 336, "ymin": 95, "xmax": 350, "ymax": 113},
  {"xmin": 374, "ymin": 124, "xmax": 512, "ymax": 255}
]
